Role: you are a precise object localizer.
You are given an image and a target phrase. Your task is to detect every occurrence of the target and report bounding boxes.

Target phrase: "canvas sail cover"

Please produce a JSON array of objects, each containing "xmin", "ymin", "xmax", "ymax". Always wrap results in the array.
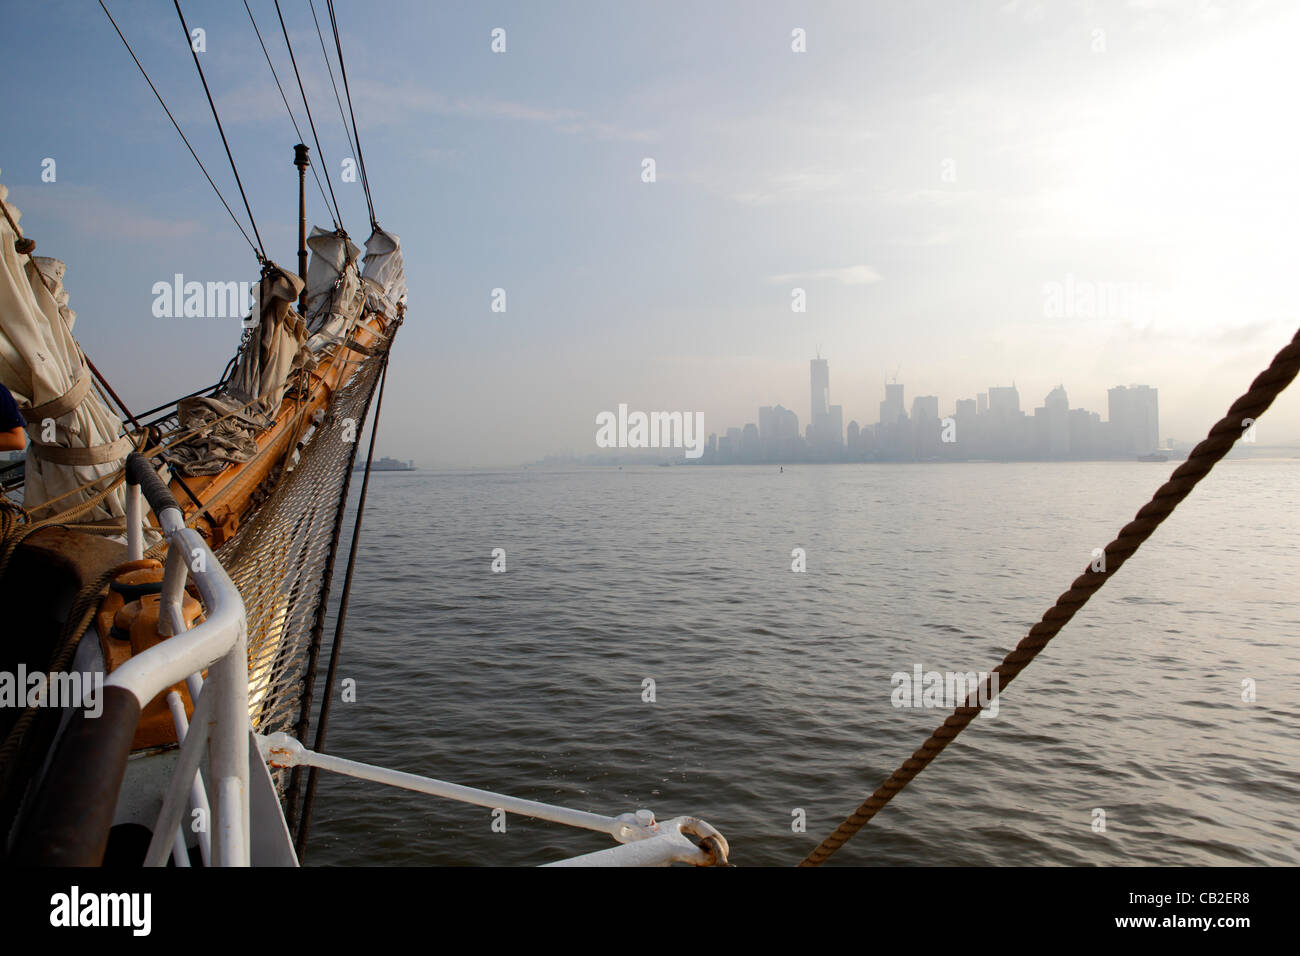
[
  {"xmin": 162, "ymin": 264, "xmax": 313, "ymax": 477},
  {"xmin": 303, "ymin": 227, "xmax": 363, "ymax": 351},
  {"xmin": 362, "ymin": 226, "xmax": 406, "ymax": 316},
  {"xmin": 0, "ymin": 179, "xmax": 129, "ymax": 521}
]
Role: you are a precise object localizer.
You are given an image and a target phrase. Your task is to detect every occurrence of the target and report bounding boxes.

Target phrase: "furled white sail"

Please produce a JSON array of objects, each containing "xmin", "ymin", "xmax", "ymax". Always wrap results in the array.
[
  {"xmin": 362, "ymin": 226, "xmax": 406, "ymax": 317},
  {"xmin": 163, "ymin": 264, "xmax": 313, "ymax": 477},
  {"xmin": 304, "ymin": 227, "xmax": 363, "ymax": 351},
  {"xmin": 0, "ymin": 179, "xmax": 129, "ymax": 521}
]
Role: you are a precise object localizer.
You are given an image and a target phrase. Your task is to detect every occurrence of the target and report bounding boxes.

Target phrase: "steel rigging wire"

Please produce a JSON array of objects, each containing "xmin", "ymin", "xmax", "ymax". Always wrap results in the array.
[
  {"xmin": 244, "ymin": 0, "xmax": 339, "ymax": 232},
  {"xmin": 98, "ymin": 0, "xmax": 261, "ymax": 260},
  {"xmin": 171, "ymin": 0, "xmax": 268, "ymax": 262},
  {"xmin": 273, "ymin": 0, "xmax": 346, "ymax": 233},
  {"xmin": 325, "ymin": 0, "xmax": 377, "ymax": 229},
  {"xmin": 307, "ymin": 0, "xmax": 361, "ymax": 191}
]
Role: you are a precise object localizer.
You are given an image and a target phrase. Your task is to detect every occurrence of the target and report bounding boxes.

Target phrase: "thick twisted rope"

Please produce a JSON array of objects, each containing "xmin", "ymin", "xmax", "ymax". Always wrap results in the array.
[{"xmin": 801, "ymin": 324, "xmax": 1300, "ymax": 867}]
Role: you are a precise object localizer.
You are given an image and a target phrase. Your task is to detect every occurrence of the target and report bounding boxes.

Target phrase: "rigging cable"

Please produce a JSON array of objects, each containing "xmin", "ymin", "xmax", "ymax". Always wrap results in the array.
[
  {"xmin": 307, "ymin": 0, "xmax": 360, "ymax": 182},
  {"xmin": 325, "ymin": 0, "xmax": 377, "ymax": 228},
  {"xmin": 171, "ymin": 0, "xmax": 267, "ymax": 263},
  {"xmin": 799, "ymin": 325, "xmax": 1300, "ymax": 866},
  {"xmin": 295, "ymin": 337, "xmax": 397, "ymax": 859},
  {"xmin": 97, "ymin": 0, "xmax": 259, "ymax": 258},
  {"xmin": 243, "ymin": 0, "xmax": 339, "ymax": 231},
  {"xmin": 273, "ymin": 0, "xmax": 346, "ymax": 232}
]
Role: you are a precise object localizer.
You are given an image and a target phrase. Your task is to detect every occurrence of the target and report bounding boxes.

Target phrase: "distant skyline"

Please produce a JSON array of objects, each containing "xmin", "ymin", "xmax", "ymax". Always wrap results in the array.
[
  {"xmin": 577, "ymin": 352, "xmax": 1164, "ymax": 465},
  {"xmin": 3, "ymin": 2, "xmax": 1300, "ymax": 466}
]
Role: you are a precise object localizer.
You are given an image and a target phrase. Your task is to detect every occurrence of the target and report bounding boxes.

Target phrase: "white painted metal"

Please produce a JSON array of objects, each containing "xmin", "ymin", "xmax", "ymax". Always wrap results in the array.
[
  {"xmin": 156, "ymin": 505, "xmax": 184, "ymax": 537},
  {"xmin": 107, "ymin": 520, "xmax": 249, "ymax": 865},
  {"xmin": 255, "ymin": 733, "xmax": 729, "ymax": 866},
  {"xmin": 143, "ymin": 688, "xmax": 214, "ymax": 867},
  {"xmin": 171, "ymin": 828, "xmax": 190, "ymax": 867},
  {"xmin": 215, "ymin": 776, "xmax": 246, "ymax": 867},
  {"xmin": 121, "ymin": 503, "xmax": 252, "ymax": 868},
  {"xmin": 246, "ymin": 730, "xmax": 299, "ymax": 866},
  {"xmin": 125, "ymin": 482, "xmax": 142, "ymax": 561},
  {"xmin": 258, "ymin": 733, "xmax": 646, "ymax": 843},
  {"xmin": 158, "ymin": 544, "xmax": 189, "ymax": 637},
  {"xmin": 544, "ymin": 819, "xmax": 716, "ymax": 866},
  {"xmin": 124, "ymin": 481, "xmax": 727, "ymax": 868},
  {"xmin": 165, "ymin": 687, "xmax": 211, "ymax": 866},
  {"xmin": 106, "ymin": 528, "xmax": 244, "ymax": 706}
]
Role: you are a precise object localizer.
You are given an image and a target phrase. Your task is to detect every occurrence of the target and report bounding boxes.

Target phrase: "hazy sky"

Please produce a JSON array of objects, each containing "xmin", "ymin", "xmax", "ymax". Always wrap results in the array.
[{"xmin": 4, "ymin": 0, "xmax": 1299, "ymax": 465}]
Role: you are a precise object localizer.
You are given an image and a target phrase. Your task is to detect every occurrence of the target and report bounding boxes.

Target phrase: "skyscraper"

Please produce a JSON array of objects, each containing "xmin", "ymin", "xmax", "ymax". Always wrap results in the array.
[
  {"xmin": 1044, "ymin": 385, "xmax": 1069, "ymax": 456},
  {"xmin": 879, "ymin": 382, "xmax": 906, "ymax": 426},
  {"xmin": 1108, "ymin": 385, "xmax": 1159, "ymax": 454},
  {"xmin": 772, "ymin": 405, "xmax": 799, "ymax": 439},
  {"xmin": 911, "ymin": 395, "xmax": 939, "ymax": 421},
  {"xmin": 988, "ymin": 385, "xmax": 1020, "ymax": 417},
  {"xmin": 810, "ymin": 357, "xmax": 829, "ymax": 440}
]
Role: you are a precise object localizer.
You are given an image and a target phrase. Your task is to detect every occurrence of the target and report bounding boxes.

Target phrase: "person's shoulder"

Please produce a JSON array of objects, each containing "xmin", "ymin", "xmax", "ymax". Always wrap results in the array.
[{"xmin": 0, "ymin": 382, "xmax": 24, "ymax": 428}]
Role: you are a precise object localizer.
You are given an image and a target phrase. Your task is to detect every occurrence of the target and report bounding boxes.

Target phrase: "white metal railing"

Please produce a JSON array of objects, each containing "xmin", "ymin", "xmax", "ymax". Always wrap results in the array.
[
  {"xmin": 121, "ymin": 457, "xmax": 250, "ymax": 867},
  {"xmin": 123, "ymin": 455, "xmax": 728, "ymax": 868},
  {"xmin": 257, "ymin": 732, "xmax": 731, "ymax": 866}
]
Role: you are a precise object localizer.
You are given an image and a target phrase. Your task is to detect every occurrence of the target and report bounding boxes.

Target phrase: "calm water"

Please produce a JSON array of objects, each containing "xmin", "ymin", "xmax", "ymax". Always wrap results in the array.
[{"xmin": 303, "ymin": 461, "xmax": 1300, "ymax": 867}]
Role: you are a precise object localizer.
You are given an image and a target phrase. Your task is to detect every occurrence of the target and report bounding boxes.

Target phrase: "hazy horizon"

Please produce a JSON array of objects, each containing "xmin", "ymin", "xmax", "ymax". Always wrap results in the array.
[{"xmin": 3, "ymin": 0, "xmax": 1299, "ymax": 466}]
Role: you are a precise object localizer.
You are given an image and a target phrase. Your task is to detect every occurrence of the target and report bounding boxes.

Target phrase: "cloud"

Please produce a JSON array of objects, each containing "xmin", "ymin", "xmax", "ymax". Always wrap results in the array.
[
  {"xmin": 8, "ymin": 185, "xmax": 201, "ymax": 242},
  {"xmin": 768, "ymin": 265, "xmax": 882, "ymax": 285},
  {"xmin": 889, "ymin": 229, "xmax": 959, "ymax": 247},
  {"xmin": 731, "ymin": 168, "xmax": 857, "ymax": 206},
  {"xmin": 349, "ymin": 79, "xmax": 655, "ymax": 143}
]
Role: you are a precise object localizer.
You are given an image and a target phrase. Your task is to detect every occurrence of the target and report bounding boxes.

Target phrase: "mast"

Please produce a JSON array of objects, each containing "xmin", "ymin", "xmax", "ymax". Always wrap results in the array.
[{"xmin": 293, "ymin": 143, "xmax": 310, "ymax": 314}]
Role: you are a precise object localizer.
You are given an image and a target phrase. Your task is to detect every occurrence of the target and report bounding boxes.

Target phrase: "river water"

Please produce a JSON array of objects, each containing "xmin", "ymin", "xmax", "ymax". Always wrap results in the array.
[{"xmin": 303, "ymin": 460, "xmax": 1300, "ymax": 866}]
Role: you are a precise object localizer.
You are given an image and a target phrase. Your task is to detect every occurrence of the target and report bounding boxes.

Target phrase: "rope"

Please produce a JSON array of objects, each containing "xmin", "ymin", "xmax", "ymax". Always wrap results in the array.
[
  {"xmin": 0, "ymin": 539, "xmax": 168, "ymax": 813},
  {"xmin": 145, "ymin": 392, "xmax": 266, "ymax": 461},
  {"xmin": 273, "ymin": 0, "xmax": 345, "ymax": 232},
  {"xmin": 800, "ymin": 323, "xmax": 1300, "ymax": 867},
  {"xmin": 97, "ymin": 0, "xmax": 260, "ymax": 260},
  {"xmin": 0, "ymin": 194, "xmax": 34, "ymax": 255},
  {"xmin": 243, "ymin": 0, "xmax": 339, "ymax": 231},
  {"xmin": 0, "ymin": 428, "xmax": 161, "ymax": 809},
  {"xmin": 295, "ymin": 340, "xmax": 395, "ymax": 857},
  {"xmin": 325, "ymin": 0, "xmax": 376, "ymax": 228},
  {"xmin": 0, "ymin": 431, "xmax": 149, "ymax": 585},
  {"xmin": 166, "ymin": 331, "xmax": 371, "ymax": 529},
  {"xmin": 307, "ymin": 0, "xmax": 360, "ymax": 183},
  {"xmin": 1, "ymin": 314, "xmax": 372, "ymax": 544},
  {"xmin": 172, "ymin": 0, "xmax": 267, "ymax": 262}
]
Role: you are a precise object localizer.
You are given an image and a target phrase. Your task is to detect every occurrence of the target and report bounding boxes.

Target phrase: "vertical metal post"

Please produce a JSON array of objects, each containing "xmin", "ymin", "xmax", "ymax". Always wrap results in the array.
[
  {"xmin": 293, "ymin": 143, "xmax": 310, "ymax": 315},
  {"xmin": 166, "ymin": 687, "xmax": 212, "ymax": 866},
  {"xmin": 208, "ymin": 618, "xmax": 249, "ymax": 867},
  {"xmin": 126, "ymin": 482, "xmax": 142, "ymax": 561}
]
